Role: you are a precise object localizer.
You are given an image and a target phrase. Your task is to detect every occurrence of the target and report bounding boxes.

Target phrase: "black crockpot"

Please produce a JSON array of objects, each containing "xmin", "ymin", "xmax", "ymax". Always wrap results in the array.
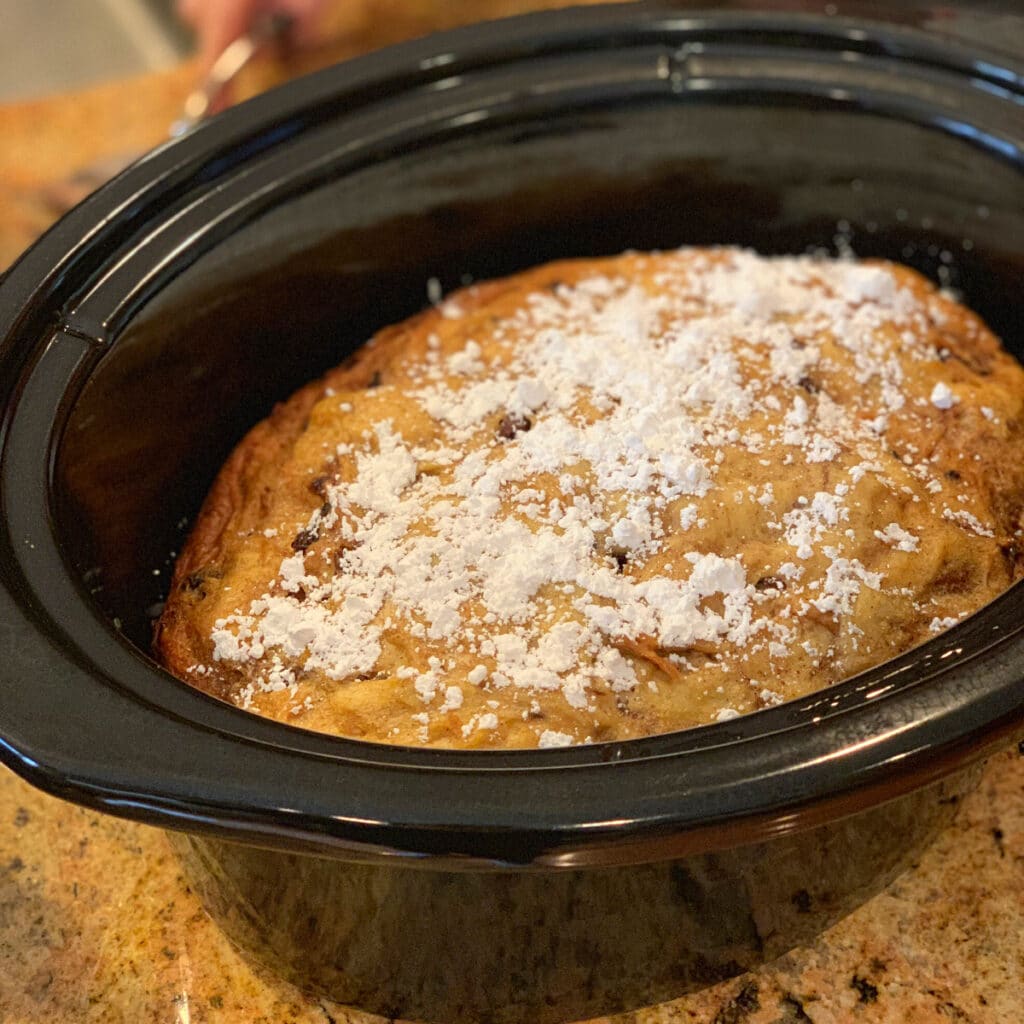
[{"xmin": 1, "ymin": 2, "xmax": 1022, "ymax": 1021}]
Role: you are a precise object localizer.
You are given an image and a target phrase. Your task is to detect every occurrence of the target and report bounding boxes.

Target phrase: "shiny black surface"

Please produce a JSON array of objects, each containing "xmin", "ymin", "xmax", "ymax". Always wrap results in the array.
[
  {"xmin": 1, "ymin": 2, "xmax": 1023, "ymax": 866},
  {"xmin": 169, "ymin": 765, "xmax": 980, "ymax": 1024}
]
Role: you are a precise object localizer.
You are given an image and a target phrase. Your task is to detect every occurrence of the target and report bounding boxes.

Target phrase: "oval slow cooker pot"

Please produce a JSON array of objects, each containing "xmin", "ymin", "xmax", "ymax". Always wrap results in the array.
[{"xmin": 1, "ymin": 2, "xmax": 1023, "ymax": 1021}]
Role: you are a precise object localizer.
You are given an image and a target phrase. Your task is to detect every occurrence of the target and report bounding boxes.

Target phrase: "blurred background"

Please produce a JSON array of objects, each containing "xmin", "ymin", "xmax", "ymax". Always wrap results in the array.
[
  {"xmin": 0, "ymin": 0, "xmax": 595, "ymax": 102},
  {"xmin": 0, "ymin": 0, "xmax": 596, "ymax": 267},
  {"xmin": 2, "ymin": 0, "xmax": 190, "ymax": 100}
]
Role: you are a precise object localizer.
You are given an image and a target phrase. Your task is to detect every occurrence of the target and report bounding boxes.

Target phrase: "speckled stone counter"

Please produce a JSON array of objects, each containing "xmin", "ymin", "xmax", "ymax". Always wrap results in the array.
[{"xmin": 2, "ymin": 748, "xmax": 1022, "ymax": 1023}]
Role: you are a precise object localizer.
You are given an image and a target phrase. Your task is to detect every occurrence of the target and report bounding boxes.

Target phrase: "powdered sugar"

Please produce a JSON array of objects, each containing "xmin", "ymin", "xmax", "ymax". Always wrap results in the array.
[
  {"xmin": 538, "ymin": 729, "xmax": 575, "ymax": 748},
  {"xmin": 874, "ymin": 523, "xmax": 920, "ymax": 553},
  {"xmin": 206, "ymin": 249, "xmax": 1006, "ymax": 747},
  {"xmin": 930, "ymin": 382, "xmax": 958, "ymax": 409}
]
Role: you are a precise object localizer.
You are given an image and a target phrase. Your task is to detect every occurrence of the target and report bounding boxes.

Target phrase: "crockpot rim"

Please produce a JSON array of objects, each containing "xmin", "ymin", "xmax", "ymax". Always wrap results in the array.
[{"xmin": 1, "ymin": 0, "xmax": 1023, "ymax": 867}]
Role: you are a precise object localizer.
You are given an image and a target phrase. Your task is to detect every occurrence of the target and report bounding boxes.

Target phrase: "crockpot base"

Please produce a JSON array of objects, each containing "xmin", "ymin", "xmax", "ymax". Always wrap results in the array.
[{"xmin": 169, "ymin": 766, "xmax": 979, "ymax": 1024}]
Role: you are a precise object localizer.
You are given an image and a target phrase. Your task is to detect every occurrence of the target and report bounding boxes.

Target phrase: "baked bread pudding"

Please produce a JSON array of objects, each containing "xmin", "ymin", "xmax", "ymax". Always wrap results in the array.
[{"xmin": 156, "ymin": 249, "xmax": 1024, "ymax": 748}]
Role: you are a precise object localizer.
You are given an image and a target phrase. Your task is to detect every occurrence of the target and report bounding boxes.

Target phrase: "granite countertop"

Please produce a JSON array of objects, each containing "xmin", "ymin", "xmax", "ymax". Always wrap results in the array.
[
  {"xmin": 2, "ymin": 751, "xmax": 1021, "ymax": 1023},
  {"xmin": 1, "ymin": 6, "xmax": 1023, "ymax": 1021}
]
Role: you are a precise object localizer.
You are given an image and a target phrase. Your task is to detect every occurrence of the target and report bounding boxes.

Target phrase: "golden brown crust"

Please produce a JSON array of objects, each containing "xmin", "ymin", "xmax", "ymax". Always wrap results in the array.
[
  {"xmin": 157, "ymin": 250, "xmax": 1024, "ymax": 747},
  {"xmin": 155, "ymin": 280, "xmax": 513, "ymax": 694}
]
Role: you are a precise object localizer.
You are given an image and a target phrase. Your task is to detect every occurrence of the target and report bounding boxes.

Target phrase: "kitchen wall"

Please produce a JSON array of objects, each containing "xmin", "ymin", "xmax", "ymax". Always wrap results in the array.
[{"xmin": 1, "ymin": 0, "xmax": 189, "ymax": 100}]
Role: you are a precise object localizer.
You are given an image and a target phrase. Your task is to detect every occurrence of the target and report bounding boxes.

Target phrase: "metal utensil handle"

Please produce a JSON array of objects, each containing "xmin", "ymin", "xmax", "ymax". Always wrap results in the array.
[{"xmin": 171, "ymin": 12, "xmax": 295, "ymax": 137}]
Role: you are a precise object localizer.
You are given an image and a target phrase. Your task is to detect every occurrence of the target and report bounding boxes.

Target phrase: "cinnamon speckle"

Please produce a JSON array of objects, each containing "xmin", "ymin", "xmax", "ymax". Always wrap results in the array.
[
  {"xmin": 291, "ymin": 528, "xmax": 319, "ymax": 551},
  {"xmin": 497, "ymin": 412, "xmax": 532, "ymax": 439},
  {"xmin": 851, "ymin": 975, "xmax": 879, "ymax": 1003}
]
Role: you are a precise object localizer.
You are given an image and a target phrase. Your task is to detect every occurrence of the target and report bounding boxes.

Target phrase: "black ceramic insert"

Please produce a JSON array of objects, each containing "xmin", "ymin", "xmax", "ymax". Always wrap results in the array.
[{"xmin": 1, "ymin": 2, "xmax": 1022, "ymax": 1020}]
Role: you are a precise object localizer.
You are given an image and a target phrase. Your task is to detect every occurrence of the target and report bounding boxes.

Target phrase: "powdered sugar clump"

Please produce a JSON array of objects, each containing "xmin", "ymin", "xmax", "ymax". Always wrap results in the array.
[{"xmin": 930, "ymin": 382, "xmax": 958, "ymax": 409}]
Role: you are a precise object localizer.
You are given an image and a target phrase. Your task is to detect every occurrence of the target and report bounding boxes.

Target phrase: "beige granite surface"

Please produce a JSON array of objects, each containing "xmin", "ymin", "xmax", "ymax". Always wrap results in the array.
[
  {"xmin": 1, "ymin": 4, "xmax": 1023, "ymax": 1020},
  {"xmin": 1, "ymin": 749, "xmax": 1022, "ymax": 1023}
]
